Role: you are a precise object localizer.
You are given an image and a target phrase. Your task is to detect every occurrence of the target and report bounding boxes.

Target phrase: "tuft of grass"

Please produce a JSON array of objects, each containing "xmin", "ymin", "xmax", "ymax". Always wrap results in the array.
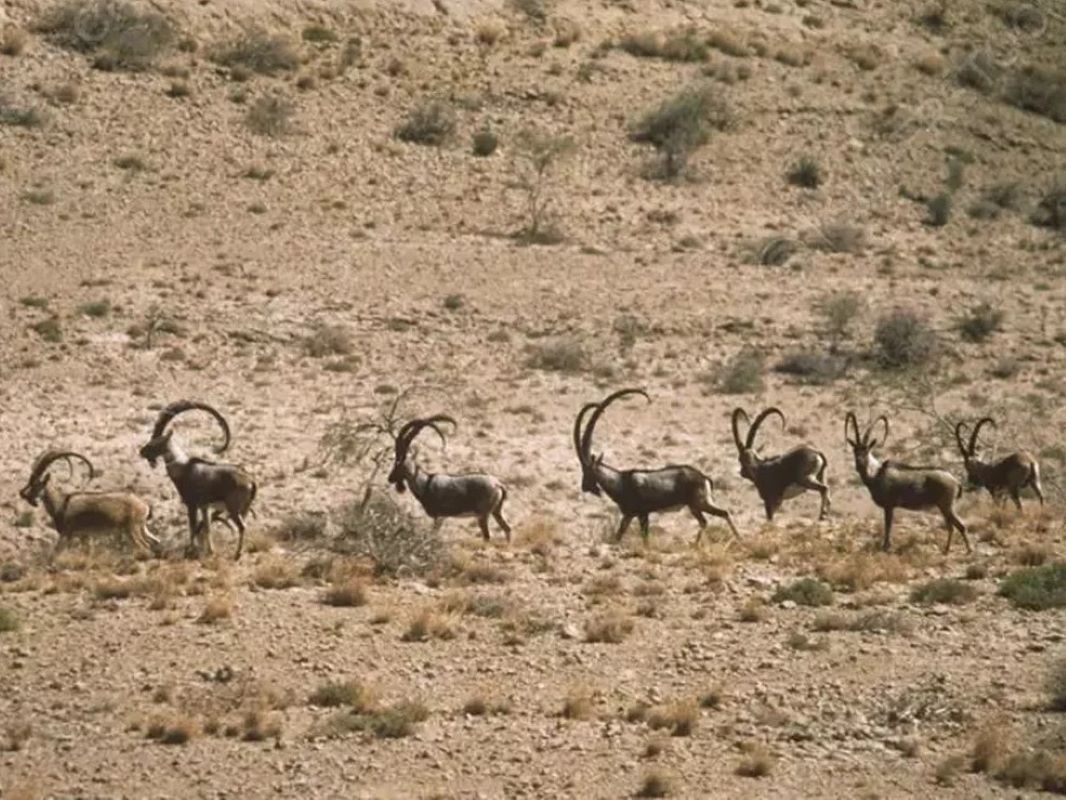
[
  {"xmin": 0, "ymin": 606, "xmax": 19, "ymax": 633},
  {"xmin": 211, "ymin": 28, "xmax": 300, "ymax": 75},
  {"xmin": 713, "ymin": 348, "xmax": 765, "ymax": 394},
  {"xmin": 773, "ymin": 578, "xmax": 833, "ymax": 607},
  {"xmin": 957, "ymin": 303, "xmax": 1004, "ymax": 342},
  {"xmin": 0, "ymin": 100, "xmax": 44, "ymax": 128},
  {"xmin": 873, "ymin": 309, "xmax": 939, "ymax": 369},
  {"xmin": 736, "ymin": 744, "xmax": 775, "ymax": 777},
  {"xmin": 305, "ymin": 323, "xmax": 352, "ymax": 357},
  {"xmin": 146, "ymin": 713, "xmax": 199, "ymax": 745},
  {"xmin": 197, "ymin": 595, "xmax": 232, "ymax": 624},
  {"xmin": 113, "ymin": 154, "xmax": 147, "ymax": 172},
  {"xmin": 1046, "ymin": 656, "xmax": 1066, "ymax": 711},
  {"xmin": 471, "ymin": 127, "xmax": 498, "ymax": 157},
  {"xmin": 309, "ymin": 679, "xmax": 376, "ymax": 711},
  {"xmin": 584, "ymin": 609, "xmax": 634, "ymax": 643},
  {"xmin": 323, "ymin": 577, "xmax": 368, "ymax": 608},
  {"xmin": 78, "ymin": 299, "xmax": 111, "ymax": 318},
  {"xmin": 402, "ymin": 607, "xmax": 455, "ymax": 642},
  {"xmin": 699, "ymin": 686, "xmax": 725, "ymax": 710},
  {"xmin": 925, "ymin": 192, "xmax": 952, "ymax": 226},
  {"xmin": 526, "ymin": 336, "xmax": 587, "ymax": 373},
  {"xmin": 774, "ymin": 351, "xmax": 847, "ymax": 385},
  {"xmin": 1, "ymin": 27, "xmax": 28, "ymax": 56},
  {"xmin": 251, "ymin": 557, "xmax": 300, "ymax": 590},
  {"xmin": 910, "ymin": 578, "xmax": 977, "ymax": 606},
  {"xmin": 34, "ymin": 0, "xmax": 176, "ymax": 71},
  {"xmin": 1004, "ymin": 64, "xmax": 1066, "ymax": 124},
  {"xmin": 998, "ymin": 563, "xmax": 1066, "ymax": 610},
  {"xmin": 630, "ymin": 82, "xmax": 731, "ymax": 180},
  {"xmin": 363, "ymin": 702, "xmax": 429, "ymax": 739},
  {"xmin": 637, "ymin": 769, "xmax": 676, "ymax": 797},
  {"xmin": 21, "ymin": 188, "xmax": 56, "ymax": 206},
  {"xmin": 395, "ymin": 99, "xmax": 455, "ymax": 146},
  {"xmin": 619, "ymin": 27, "xmax": 707, "ymax": 62},
  {"xmin": 808, "ymin": 221, "xmax": 865, "ymax": 253},
  {"xmin": 561, "ymin": 687, "xmax": 595, "ymax": 720},
  {"xmin": 1031, "ymin": 176, "xmax": 1065, "ymax": 232},
  {"xmin": 245, "ymin": 94, "xmax": 295, "ymax": 137},
  {"xmin": 19, "ymin": 296, "xmax": 49, "ymax": 309},
  {"xmin": 646, "ymin": 700, "xmax": 699, "ymax": 737},
  {"xmin": 786, "ymin": 156, "xmax": 822, "ymax": 188},
  {"xmin": 273, "ymin": 512, "xmax": 326, "ymax": 541},
  {"xmin": 302, "ymin": 25, "xmax": 337, "ymax": 43}
]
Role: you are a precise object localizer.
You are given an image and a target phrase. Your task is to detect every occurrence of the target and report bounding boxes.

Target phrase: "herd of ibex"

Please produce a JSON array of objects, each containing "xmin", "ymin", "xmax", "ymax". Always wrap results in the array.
[{"xmin": 18, "ymin": 392, "xmax": 1044, "ymax": 560}]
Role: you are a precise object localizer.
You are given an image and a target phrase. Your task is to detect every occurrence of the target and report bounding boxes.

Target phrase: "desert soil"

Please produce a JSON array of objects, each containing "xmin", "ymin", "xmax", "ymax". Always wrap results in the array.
[{"xmin": 1, "ymin": 0, "xmax": 1064, "ymax": 797}]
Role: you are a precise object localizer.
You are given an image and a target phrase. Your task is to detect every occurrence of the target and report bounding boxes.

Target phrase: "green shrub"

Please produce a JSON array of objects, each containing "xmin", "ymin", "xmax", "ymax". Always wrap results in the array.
[
  {"xmin": 873, "ymin": 309, "xmax": 939, "ymax": 369},
  {"xmin": 78, "ymin": 299, "xmax": 111, "ymax": 318},
  {"xmin": 773, "ymin": 578, "xmax": 833, "ymax": 607},
  {"xmin": 910, "ymin": 578, "xmax": 977, "ymax": 606},
  {"xmin": 309, "ymin": 680, "xmax": 374, "ymax": 710},
  {"xmin": 471, "ymin": 127, "xmax": 498, "ymax": 156},
  {"xmin": 630, "ymin": 83, "xmax": 731, "ymax": 180},
  {"xmin": 999, "ymin": 563, "xmax": 1066, "ymax": 610},
  {"xmin": 925, "ymin": 192, "xmax": 952, "ymax": 226},
  {"xmin": 395, "ymin": 99, "xmax": 455, "ymax": 146}
]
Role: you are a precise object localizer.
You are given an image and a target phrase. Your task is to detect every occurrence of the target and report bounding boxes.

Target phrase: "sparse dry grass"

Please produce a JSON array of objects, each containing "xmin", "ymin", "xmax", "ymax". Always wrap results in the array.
[
  {"xmin": 584, "ymin": 609, "xmax": 634, "ymax": 643},
  {"xmin": 251, "ymin": 556, "xmax": 300, "ymax": 590},
  {"xmin": 817, "ymin": 551, "xmax": 910, "ymax": 591},
  {"xmin": 561, "ymin": 687, "xmax": 595, "ymax": 720},
  {"xmin": 212, "ymin": 28, "xmax": 300, "ymax": 75},
  {"xmin": 197, "ymin": 594, "xmax": 232, "ymax": 624},
  {"xmin": 146, "ymin": 712, "xmax": 200, "ymax": 745},
  {"xmin": 402, "ymin": 606, "xmax": 456, "ymax": 642},
  {"xmin": 646, "ymin": 699, "xmax": 699, "ymax": 736},
  {"xmin": 323, "ymin": 575, "xmax": 368, "ymax": 607},
  {"xmin": 309, "ymin": 679, "xmax": 377, "ymax": 711},
  {"xmin": 637, "ymin": 768, "xmax": 676, "ymax": 797},
  {"xmin": 736, "ymin": 744, "xmax": 775, "ymax": 777}
]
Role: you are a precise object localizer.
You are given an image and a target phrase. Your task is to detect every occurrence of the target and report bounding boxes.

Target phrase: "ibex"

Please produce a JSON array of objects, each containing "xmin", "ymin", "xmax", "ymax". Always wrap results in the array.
[
  {"xmin": 575, "ymin": 388, "xmax": 739, "ymax": 544},
  {"xmin": 139, "ymin": 401, "xmax": 257, "ymax": 560},
  {"xmin": 19, "ymin": 450, "xmax": 160, "ymax": 554},
  {"xmin": 845, "ymin": 412, "xmax": 970, "ymax": 554},
  {"xmin": 955, "ymin": 417, "xmax": 1044, "ymax": 510},
  {"xmin": 731, "ymin": 407, "xmax": 831, "ymax": 521},
  {"xmin": 387, "ymin": 414, "xmax": 512, "ymax": 541}
]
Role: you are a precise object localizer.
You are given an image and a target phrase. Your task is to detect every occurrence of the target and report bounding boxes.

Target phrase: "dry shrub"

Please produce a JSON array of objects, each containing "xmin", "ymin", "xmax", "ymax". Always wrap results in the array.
[
  {"xmin": 334, "ymin": 493, "xmax": 443, "ymax": 577},
  {"xmin": 584, "ymin": 609, "xmax": 634, "ymax": 643},
  {"xmin": 395, "ymin": 98, "xmax": 456, "ymax": 146},
  {"xmin": 251, "ymin": 556, "xmax": 300, "ymax": 589},
  {"xmin": 1032, "ymin": 176, "xmax": 1065, "ymax": 231},
  {"xmin": 93, "ymin": 576, "xmax": 134, "ymax": 600},
  {"xmin": 773, "ymin": 578, "xmax": 833, "ymax": 607},
  {"xmin": 211, "ymin": 27, "xmax": 300, "ymax": 75},
  {"xmin": 1, "ymin": 27, "xmax": 28, "ymax": 56},
  {"xmin": 35, "ymin": 0, "xmax": 176, "ymax": 70},
  {"xmin": 198, "ymin": 594, "xmax": 232, "ymax": 624},
  {"xmin": 553, "ymin": 18, "xmax": 580, "ymax": 47},
  {"xmin": 245, "ymin": 94, "xmax": 295, "ymax": 137},
  {"xmin": 630, "ymin": 83, "xmax": 732, "ymax": 180},
  {"xmin": 1004, "ymin": 64, "xmax": 1066, "ymax": 124},
  {"xmin": 699, "ymin": 686, "xmax": 725, "ymax": 710},
  {"xmin": 146, "ymin": 713, "xmax": 200, "ymax": 745},
  {"xmin": 746, "ymin": 235, "xmax": 798, "ymax": 266},
  {"xmin": 561, "ymin": 687, "xmax": 595, "ymax": 720},
  {"xmin": 909, "ymin": 578, "xmax": 977, "ymax": 606},
  {"xmin": 309, "ymin": 679, "xmax": 376, "ymax": 711},
  {"xmin": 972, "ymin": 722, "xmax": 1012, "ymax": 774},
  {"xmin": 402, "ymin": 606, "xmax": 456, "ymax": 642},
  {"xmin": 706, "ymin": 28, "xmax": 748, "ymax": 57},
  {"xmin": 812, "ymin": 609, "xmax": 914, "ymax": 635},
  {"xmin": 1047, "ymin": 656, "xmax": 1066, "ymax": 711},
  {"xmin": 806, "ymin": 220, "xmax": 866, "ymax": 253},
  {"xmin": 637, "ymin": 769, "xmax": 676, "ymax": 797},
  {"xmin": 2, "ymin": 720, "xmax": 32, "ymax": 751},
  {"xmin": 527, "ymin": 336, "xmax": 588, "ymax": 372},
  {"xmin": 818, "ymin": 552, "xmax": 909, "ymax": 591},
  {"xmin": 738, "ymin": 597, "xmax": 768, "ymax": 623},
  {"xmin": 646, "ymin": 700, "xmax": 699, "ymax": 736},
  {"xmin": 515, "ymin": 517, "xmax": 560, "ymax": 556},
  {"xmin": 474, "ymin": 18, "xmax": 506, "ymax": 45},
  {"xmin": 323, "ymin": 577, "xmax": 368, "ymax": 607},
  {"xmin": 736, "ymin": 744, "xmax": 775, "ymax": 777},
  {"xmin": 619, "ymin": 27, "xmax": 707, "ymax": 62}
]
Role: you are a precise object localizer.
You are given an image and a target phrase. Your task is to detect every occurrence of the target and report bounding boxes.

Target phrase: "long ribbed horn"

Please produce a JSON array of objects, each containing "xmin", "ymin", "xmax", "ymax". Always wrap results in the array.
[
  {"xmin": 844, "ymin": 412, "xmax": 859, "ymax": 446},
  {"xmin": 969, "ymin": 417, "xmax": 996, "ymax": 456},
  {"xmin": 745, "ymin": 407, "xmax": 785, "ymax": 450},
  {"xmin": 581, "ymin": 388, "xmax": 650, "ymax": 460},
  {"xmin": 574, "ymin": 402, "xmax": 600, "ymax": 465},
  {"xmin": 151, "ymin": 400, "xmax": 231, "ymax": 453},
  {"xmin": 27, "ymin": 450, "xmax": 95, "ymax": 485},
  {"xmin": 395, "ymin": 415, "xmax": 456, "ymax": 463},
  {"xmin": 731, "ymin": 408, "xmax": 750, "ymax": 452},
  {"xmin": 865, "ymin": 415, "xmax": 889, "ymax": 447},
  {"xmin": 954, "ymin": 421, "xmax": 970, "ymax": 458}
]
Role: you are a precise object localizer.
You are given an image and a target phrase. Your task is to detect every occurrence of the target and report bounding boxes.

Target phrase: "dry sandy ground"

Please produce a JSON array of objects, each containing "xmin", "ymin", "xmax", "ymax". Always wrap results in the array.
[{"xmin": 1, "ymin": 0, "xmax": 1065, "ymax": 797}]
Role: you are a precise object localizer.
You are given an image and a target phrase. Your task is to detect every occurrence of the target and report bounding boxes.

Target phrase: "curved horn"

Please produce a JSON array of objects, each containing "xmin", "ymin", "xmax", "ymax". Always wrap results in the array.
[
  {"xmin": 731, "ymin": 408, "xmax": 750, "ymax": 452},
  {"xmin": 844, "ymin": 412, "xmax": 859, "ymax": 446},
  {"xmin": 395, "ymin": 415, "xmax": 456, "ymax": 462},
  {"xmin": 969, "ymin": 417, "xmax": 996, "ymax": 456},
  {"xmin": 574, "ymin": 402, "xmax": 600, "ymax": 464},
  {"xmin": 954, "ymin": 421, "xmax": 970, "ymax": 457},
  {"xmin": 27, "ymin": 450, "xmax": 95, "ymax": 485},
  {"xmin": 151, "ymin": 400, "xmax": 231, "ymax": 453},
  {"xmin": 745, "ymin": 407, "xmax": 785, "ymax": 450},
  {"xmin": 865, "ymin": 415, "xmax": 889, "ymax": 447},
  {"xmin": 581, "ymin": 388, "xmax": 650, "ymax": 460}
]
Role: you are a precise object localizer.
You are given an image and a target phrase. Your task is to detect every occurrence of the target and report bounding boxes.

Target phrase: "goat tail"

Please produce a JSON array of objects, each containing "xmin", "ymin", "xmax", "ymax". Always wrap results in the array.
[
  {"xmin": 498, "ymin": 484, "xmax": 509, "ymax": 508},
  {"xmin": 247, "ymin": 481, "xmax": 259, "ymax": 517}
]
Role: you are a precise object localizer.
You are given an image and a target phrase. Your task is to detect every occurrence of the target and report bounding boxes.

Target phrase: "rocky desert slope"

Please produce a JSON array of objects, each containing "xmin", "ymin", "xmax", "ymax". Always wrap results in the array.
[{"xmin": 1, "ymin": 0, "xmax": 1064, "ymax": 797}]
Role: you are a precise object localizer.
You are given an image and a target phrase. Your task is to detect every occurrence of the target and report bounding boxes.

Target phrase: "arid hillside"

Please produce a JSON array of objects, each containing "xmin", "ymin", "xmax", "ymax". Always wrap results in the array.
[{"xmin": 1, "ymin": 0, "xmax": 1065, "ymax": 797}]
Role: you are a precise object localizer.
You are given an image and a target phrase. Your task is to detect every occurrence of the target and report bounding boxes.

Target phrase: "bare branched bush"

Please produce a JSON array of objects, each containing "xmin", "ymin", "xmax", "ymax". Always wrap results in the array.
[
  {"xmin": 35, "ymin": 0, "xmax": 176, "ymax": 71},
  {"xmin": 714, "ymin": 348, "xmax": 765, "ymax": 394},
  {"xmin": 815, "ymin": 290, "xmax": 864, "ymax": 349},
  {"xmin": 957, "ymin": 303, "xmax": 1004, "ymax": 343},
  {"xmin": 510, "ymin": 128, "xmax": 575, "ymax": 243},
  {"xmin": 334, "ymin": 493, "xmax": 443, "ymax": 577},
  {"xmin": 873, "ymin": 309, "xmax": 940, "ymax": 369}
]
